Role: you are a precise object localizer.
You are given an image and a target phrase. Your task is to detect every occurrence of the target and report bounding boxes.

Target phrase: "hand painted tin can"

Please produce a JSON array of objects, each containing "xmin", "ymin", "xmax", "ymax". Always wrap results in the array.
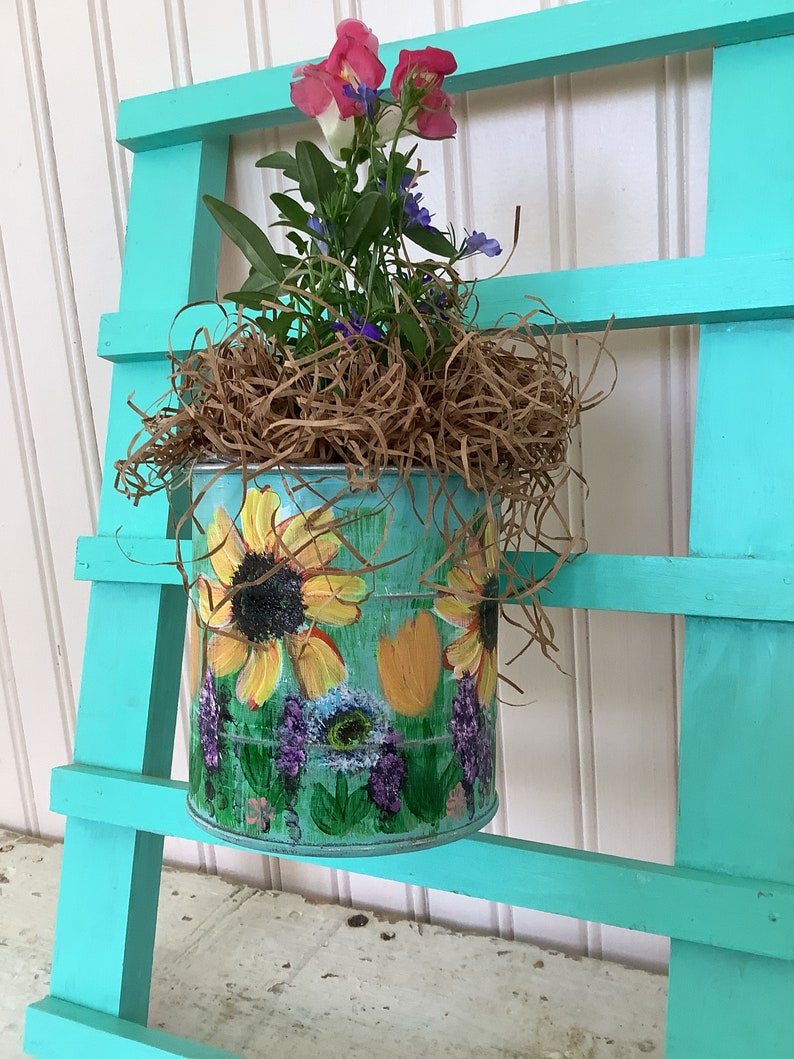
[{"xmin": 187, "ymin": 463, "xmax": 499, "ymax": 856}]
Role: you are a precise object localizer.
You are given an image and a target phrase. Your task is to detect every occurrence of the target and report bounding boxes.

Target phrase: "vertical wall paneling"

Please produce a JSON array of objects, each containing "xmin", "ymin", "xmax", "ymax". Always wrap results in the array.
[{"xmin": 1, "ymin": 1, "xmax": 713, "ymax": 972}]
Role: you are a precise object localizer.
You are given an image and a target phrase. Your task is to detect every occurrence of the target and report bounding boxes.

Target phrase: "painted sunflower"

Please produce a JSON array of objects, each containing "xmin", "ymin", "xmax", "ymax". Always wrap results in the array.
[
  {"xmin": 434, "ymin": 523, "xmax": 499, "ymax": 704},
  {"xmin": 197, "ymin": 487, "xmax": 366, "ymax": 708}
]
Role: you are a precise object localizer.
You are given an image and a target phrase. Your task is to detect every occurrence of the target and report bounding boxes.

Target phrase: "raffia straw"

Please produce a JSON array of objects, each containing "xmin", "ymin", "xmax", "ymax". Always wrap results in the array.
[{"xmin": 115, "ymin": 301, "xmax": 615, "ymax": 678}]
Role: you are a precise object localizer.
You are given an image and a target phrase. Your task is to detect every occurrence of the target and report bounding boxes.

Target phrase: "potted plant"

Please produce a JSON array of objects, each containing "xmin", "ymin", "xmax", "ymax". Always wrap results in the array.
[{"xmin": 116, "ymin": 19, "xmax": 609, "ymax": 856}]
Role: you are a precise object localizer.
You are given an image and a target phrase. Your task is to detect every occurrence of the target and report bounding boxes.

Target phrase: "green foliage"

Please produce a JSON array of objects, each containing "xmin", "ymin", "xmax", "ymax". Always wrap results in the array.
[
  {"xmin": 402, "ymin": 720, "xmax": 463, "ymax": 824},
  {"xmin": 238, "ymin": 740, "xmax": 287, "ymax": 814},
  {"xmin": 202, "ymin": 196, "xmax": 284, "ymax": 283},
  {"xmin": 202, "ymin": 63, "xmax": 503, "ymax": 374},
  {"xmin": 310, "ymin": 771, "xmax": 372, "ymax": 836}
]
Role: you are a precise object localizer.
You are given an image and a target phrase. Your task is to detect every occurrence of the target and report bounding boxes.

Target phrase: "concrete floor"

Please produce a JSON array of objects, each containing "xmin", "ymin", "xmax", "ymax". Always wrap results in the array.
[{"xmin": 1, "ymin": 829, "xmax": 667, "ymax": 1058}]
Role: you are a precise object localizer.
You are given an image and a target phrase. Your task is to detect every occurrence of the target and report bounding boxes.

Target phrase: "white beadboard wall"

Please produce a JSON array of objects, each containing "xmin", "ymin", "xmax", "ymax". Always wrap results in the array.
[{"xmin": 0, "ymin": 0, "xmax": 711, "ymax": 972}]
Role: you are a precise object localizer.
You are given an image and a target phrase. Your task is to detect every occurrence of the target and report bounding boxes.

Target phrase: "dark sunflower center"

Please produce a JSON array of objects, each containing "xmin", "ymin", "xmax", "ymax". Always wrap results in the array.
[
  {"xmin": 478, "ymin": 574, "xmax": 500, "ymax": 653},
  {"xmin": 229, "ymin": 551, "xmax": 306, "ymax": 643},
  {"xmin": 326, "ymin": 709, "xmax": 373, "ymax": 751}
]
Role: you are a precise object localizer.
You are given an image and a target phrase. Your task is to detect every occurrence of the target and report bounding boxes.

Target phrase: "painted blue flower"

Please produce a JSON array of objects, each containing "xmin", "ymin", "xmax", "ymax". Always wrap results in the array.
[
  {"xmin": 462, "ymin": 230, "xmax": 502, "ymax": 258},
  {"xmin": 331, "ymin": 311, "xmax": 383, "ymax": 342},
  {"xmin": 343, "ymin": 81, "xmax": 383, "ymax": 122},
  {"xmin": 306, "ymin": 684, "xmax": 391, "ymax": 774}
]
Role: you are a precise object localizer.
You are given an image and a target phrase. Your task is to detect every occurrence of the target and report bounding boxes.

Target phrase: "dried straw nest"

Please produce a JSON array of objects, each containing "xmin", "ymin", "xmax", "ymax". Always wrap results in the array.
[{"xmin": 115, "ymin": 307, "xmax": 613, "ymax": 674}]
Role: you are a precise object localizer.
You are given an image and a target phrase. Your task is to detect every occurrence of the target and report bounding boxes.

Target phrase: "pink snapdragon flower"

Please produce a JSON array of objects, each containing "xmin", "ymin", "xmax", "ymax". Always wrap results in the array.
[
  {"xmin": 290, "ymin": 20, "xmax": 386, "ymax": 157},
  {"xmin": 390, "ymin": 46, "xmax": 458, "ymax": 139}
]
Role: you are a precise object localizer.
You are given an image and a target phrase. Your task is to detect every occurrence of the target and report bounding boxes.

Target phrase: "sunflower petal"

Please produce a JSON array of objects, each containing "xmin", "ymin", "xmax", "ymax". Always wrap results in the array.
[
  {"xmin": 206, "ymin": 507, "xmax": 246, "ymax": 585},
  {"xmin": 477, "ymin": 648, "xmax": 498, "ymax": 704},
  {"xmin": 236, "ymin": 639, "xmax": 282, "ymax": 709},
  {"xmin": 303, "ymin": 572, "xmax": 366, "ymax": 625},
  {"xmin": 444, "ymin": 627, "xmax": 483, "ymax": 675},
  {"xmin": 242, "ymin": 487, "xmax": 280, "ymax": 553},
  {"xmin": 448, "ymin": 566, "xmax": 481, "ymax": 596},
  {"xmin": 196, "ymin": 574, "xmax": 234, "ymax": 629},
  {"xmin": 278, "ymin": 507, "xmax": 339, "ymax": 569},
  {"xmin": 286, "ymin": 629, "xmax": 345, "ymax": 698},
  {"xmin": 207, "ymin": 631, "xmax": 249, "ymax": 677},
  {"xmin": 483, "ymin": 520, "xmax": 499, "ymax": 574},
  {"xmin": 434, "ymin": 594, "xmax": 477, "ymax": 629}
]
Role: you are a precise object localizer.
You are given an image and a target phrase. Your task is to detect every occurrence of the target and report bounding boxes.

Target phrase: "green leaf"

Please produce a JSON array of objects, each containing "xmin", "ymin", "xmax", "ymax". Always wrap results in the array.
[
  {"xmin": 285, "ymin": 232, "xmax": 309, "ymax": 254},
  {"xmin": 223, "ymin": 288, "xmax": 273, "ymax": 311},
  {"xmin": 188, "ymin": 733, "xmax": 205, "ymax": 801},
  {"xmin": 392, "ymin": 312, "xmax": 427, "ymax": 362},
  {"xmin": 239, "ymin": 270, "xmax": 278, "ymax": 293},
  {"xmin": 344, "ymin": 191, "xmax": 390, "ymax": 252},
  {"xmin": 310, "ymin": 780, "xmax": 346, "ymax": 836},
  {"xmin": 203, "ymin": 195, "xmax": 285, "ymax": 282},
  {"xmin": 439, "ymin": 756, "xmax": 463, "ymax": 795},
  {"xmin": 346, "ymin": 786, "xmax": 372, "ymax": 829},
  {"xmin": 295, "ymin": 140, "xmax": 338, "ymax": 209},
  {"xmin": 335, "ymin": 770, "xmax": 349, "ymax": 811},
  {"xmin": 404, "ymin": 225, "xmax": 458, "ymax": 259},
  {"xmin": 255, "ymin": 150, "xmax": 299, "ymax": 182},
  {"xmin": 270, "ymin": 192, "xmax": 311, "ymax": 229},
  {"xmin": 238, "ymin": 743, "xmax": 273, "ymax": 796}
]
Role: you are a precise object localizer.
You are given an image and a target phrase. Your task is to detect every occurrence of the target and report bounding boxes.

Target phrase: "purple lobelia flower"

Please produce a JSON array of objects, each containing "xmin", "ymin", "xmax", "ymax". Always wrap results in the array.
[
  {"xmin": 198, "ymin": 669, "xmax": 229, "ymax": 773},
  {"xmin": 342, "ymin": 81, "xmax": 382, "ymax": 122},
  {"xmin": 378, "ymin": 174, "xmax": 434, "ymax": 231},
  {"xmin": 275, "ymin": 693, "xmax": 308, "ymax": 784},
  {"xmin": 462, "ymin": 230, "xmax": 502, "ymax": 258},
  {"xmin": 331, "ymin": 311, "xmax": 383, "ymax": 343},
  {"xmin": 367, "ymin": 730, "xmax": 406, "ymax": 815},
  {"xmin": 306, "ymin": 215, "xmax": 331, "ymax": 255}
]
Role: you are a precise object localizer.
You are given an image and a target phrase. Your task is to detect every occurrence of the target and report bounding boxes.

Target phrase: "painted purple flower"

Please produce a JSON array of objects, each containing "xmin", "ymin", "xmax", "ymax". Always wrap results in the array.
[
  {"xmin": 477, "ymin": 715, "xmax": 494, "ymax": 794},
  {"xmin": 367, "ymin": 730, "xmax": 406, "ymax": 815},
  {"xmin": 198, "ymin": 669, "xmax": 229, "ymax": 773},
  {"xmin": 462, "ymin": 230, "xmax": 502, "ymax": 258},
  {"xmin": 307, "ymin": 215, "xmax": 331, "ymax": 254},
  {"xmin": 275, "ymin": 693, "xmax": 308, "ymax": 782},
  {"xmin": 331, "ymin": 311, "xmax": 383, "ymax": 342},
  {"xmin": 342, "ymin": 81, "xmax": 382, "ymax": 121},
  {"xmin": 450, "ymin": 671, "xmax": 481, "ymax": 792}
]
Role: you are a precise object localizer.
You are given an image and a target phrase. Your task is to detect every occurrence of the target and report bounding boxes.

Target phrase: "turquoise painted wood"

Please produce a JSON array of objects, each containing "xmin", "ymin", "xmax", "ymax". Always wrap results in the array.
[
  {"xmin": 27, "ymin": 5, "xmax": 794, "ymax": 1057},
  {"xmin": 74, "ymin": 538, "xmax": 794, "ymax": 622},
  {"xmin": 49, "ymin": 763, "xmax": 794, "ymax": 962},
  {"xmin": 666, "ymin": 35, "xmax": 794, "ymax": 1058},
  {"xmin": 26, "ymin": 141, "xmax": 229, "ymax": 1052},
  {"xmin": 114, "ymin": 0, "xmax": 794, "ymax": 151},
  {"xmin": 25, "ymin": 998, "xmax": 239, "ymax": 1058},
  {"xmin": 94, "ymin": 250, "xmax": 794, "ymax": 361}
]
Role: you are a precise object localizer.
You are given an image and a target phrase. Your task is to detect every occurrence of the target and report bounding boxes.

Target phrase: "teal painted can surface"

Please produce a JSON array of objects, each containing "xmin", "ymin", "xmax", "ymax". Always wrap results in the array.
[{"xmin": 187, "ymin": 463, "xmax": 499, "ymax": 856}]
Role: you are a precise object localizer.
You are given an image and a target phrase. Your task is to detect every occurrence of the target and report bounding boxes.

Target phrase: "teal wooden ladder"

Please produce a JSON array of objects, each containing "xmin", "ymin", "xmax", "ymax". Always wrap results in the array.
[{"xmin": 23, "ymin": 3, "xmax": 794, "ymax": 1055}]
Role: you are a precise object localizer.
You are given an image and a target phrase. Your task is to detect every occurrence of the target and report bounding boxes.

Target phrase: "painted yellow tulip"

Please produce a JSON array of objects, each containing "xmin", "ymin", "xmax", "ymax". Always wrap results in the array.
[{"xmin": 377, "ymin": 609, "xmax": 441, "ymax": 716}]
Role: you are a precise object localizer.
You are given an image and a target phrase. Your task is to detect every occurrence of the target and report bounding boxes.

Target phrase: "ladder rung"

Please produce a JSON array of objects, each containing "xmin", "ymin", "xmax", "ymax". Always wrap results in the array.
[
  {"xmin": 50, "ymin": 763, "xmax": 794, "ymax": 961},
  {"xmin": 24, "ymin": 996, "xmax": 240, "ymax": 1059},
  {"xmin": 116, "ymin": 0, "xmax": 794, "ymax": 151},
  {"xmin": 74, "ymin": 536, "xmax": 794, "ymax": 621},
  {"xmin": 97, "ymin": 252, "xmax": 794, "ymax": 360}
]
